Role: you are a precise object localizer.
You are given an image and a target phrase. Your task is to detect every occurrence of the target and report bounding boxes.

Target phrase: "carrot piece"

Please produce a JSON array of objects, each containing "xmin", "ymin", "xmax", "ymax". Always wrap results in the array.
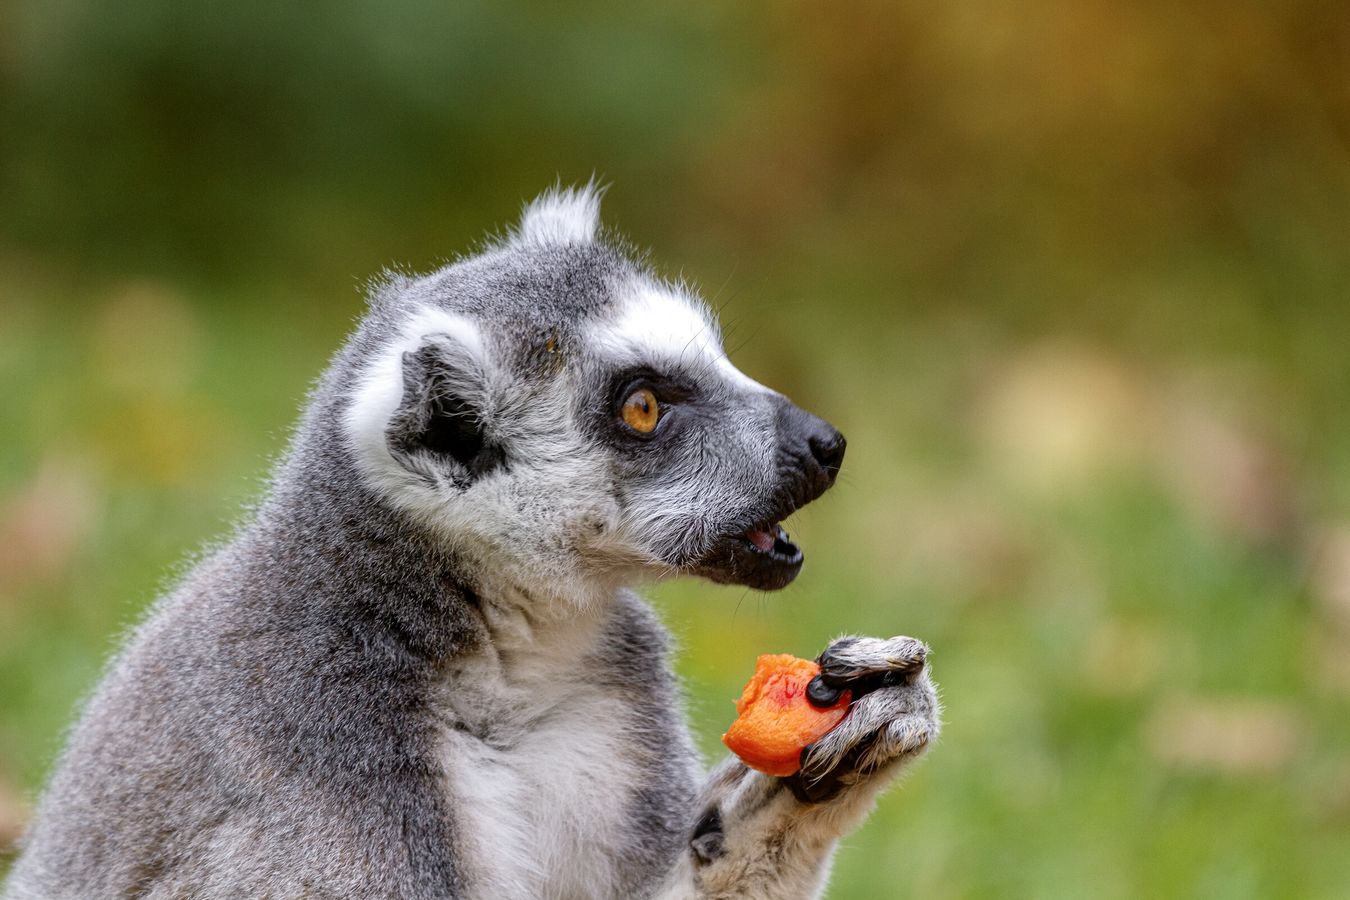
[{"xmin": 721, "ymin": 654, "xmax": 851, "ymax": 777}]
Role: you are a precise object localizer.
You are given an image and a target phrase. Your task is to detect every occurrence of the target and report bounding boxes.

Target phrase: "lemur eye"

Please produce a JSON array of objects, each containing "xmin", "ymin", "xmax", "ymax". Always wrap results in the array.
[{"xmin": 620, "ymin": 387, "xmax": 661, "ymax": 434}]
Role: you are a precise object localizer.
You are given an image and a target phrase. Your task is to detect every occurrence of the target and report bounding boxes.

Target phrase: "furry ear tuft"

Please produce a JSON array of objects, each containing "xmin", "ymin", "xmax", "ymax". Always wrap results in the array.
[
  {"xmin": 513, "ymin": 182, "xmax": 605, "ymax": 248},
  {"xmin": 364, "ymin": 269, "xmax": 416, "ymax": 315}
]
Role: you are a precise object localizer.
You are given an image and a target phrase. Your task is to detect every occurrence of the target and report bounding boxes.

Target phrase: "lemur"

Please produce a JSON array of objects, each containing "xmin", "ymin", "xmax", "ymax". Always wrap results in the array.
[{"xmin": 5, "ymin": 186, "xmax": 940, "ymax": 900}]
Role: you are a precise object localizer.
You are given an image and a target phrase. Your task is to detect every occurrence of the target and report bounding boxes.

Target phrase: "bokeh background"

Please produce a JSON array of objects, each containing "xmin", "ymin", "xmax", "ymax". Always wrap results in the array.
[{"xmin": 3, "ymin": 2, "xmax": 1349, "ymax": 896}]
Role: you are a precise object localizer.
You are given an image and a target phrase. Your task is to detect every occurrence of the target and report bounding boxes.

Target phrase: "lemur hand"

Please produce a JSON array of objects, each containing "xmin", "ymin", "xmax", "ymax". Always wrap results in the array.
[
  {"xmin": 658, "ymin": 635, "xmax": 939, "ymax": 900},
  {"xmin": 784, "ymin": 635, "xmax": 939, "ymax": 804}
]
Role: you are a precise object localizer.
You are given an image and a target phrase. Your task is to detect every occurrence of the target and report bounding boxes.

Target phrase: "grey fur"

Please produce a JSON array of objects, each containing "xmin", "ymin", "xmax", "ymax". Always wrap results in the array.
[{"xmin": 4, "ymin": 187, "xmax": 940, "ymax": 900}]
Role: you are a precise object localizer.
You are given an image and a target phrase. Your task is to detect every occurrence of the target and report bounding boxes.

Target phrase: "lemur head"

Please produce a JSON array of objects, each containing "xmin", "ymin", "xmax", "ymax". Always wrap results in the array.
[{"xmin": 339, "ymin": 186, "xmax": 844, "ymax": 601}]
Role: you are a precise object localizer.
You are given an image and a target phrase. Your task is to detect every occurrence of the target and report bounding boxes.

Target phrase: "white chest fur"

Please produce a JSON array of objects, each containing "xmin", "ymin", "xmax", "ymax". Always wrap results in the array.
[{"xmin": 435, "ymin": 598, "xmax": 642, "ymax": 900}]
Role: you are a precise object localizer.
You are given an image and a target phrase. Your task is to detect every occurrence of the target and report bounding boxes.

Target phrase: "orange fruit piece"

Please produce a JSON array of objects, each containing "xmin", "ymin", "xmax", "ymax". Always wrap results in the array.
[{"xmin": 721, "ymin": 654, "xmax": 852, "ymax": 777}]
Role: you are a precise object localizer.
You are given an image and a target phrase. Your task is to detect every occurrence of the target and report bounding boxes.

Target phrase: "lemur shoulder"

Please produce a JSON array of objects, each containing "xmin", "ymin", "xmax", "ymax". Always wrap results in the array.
[{"xmin": 5, "ymin": 187, "xmax": 940, "ymax": 900}]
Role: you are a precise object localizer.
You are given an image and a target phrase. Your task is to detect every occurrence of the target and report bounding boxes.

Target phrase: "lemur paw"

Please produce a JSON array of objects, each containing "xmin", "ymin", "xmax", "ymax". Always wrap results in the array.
[{"xmin": 784, "ymin": 635, "xmax": 939, "ymax": 804}]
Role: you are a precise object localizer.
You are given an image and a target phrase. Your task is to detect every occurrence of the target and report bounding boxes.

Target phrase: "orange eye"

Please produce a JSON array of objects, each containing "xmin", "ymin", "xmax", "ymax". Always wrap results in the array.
[{"xmin": 620, "ymin": 387, "xmax": 660, "ymax": 434}]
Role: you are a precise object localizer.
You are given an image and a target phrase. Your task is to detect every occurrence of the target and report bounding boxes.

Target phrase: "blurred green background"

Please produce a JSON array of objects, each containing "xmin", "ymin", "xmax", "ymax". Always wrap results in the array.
[{"xmin": 2, "ymin": 2, "xmax": 1349, "ymax": 896}]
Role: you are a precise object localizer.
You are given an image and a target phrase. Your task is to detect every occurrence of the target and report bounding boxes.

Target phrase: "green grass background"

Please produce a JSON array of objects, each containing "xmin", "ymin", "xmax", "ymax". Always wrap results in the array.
[{"xmin": 3, "ymin": 2, "xmax": 1350, "ymax": 896}]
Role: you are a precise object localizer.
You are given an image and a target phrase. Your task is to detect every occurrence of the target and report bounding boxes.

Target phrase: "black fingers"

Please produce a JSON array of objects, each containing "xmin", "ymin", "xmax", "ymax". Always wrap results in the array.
[
  {"xmin": 816, "ymin": 642, "xmax": 927, "ymax": 696},
  {"xmin": 805, "ymin": 674, "xmax": 844, "ymax": 708},
  {"xmin": 784, "ymin": 729, "xmax": 883, "ymax": 804},
  {"xmin": 783, "ymin": 766, "xmax": 840, "ymax": 804}
]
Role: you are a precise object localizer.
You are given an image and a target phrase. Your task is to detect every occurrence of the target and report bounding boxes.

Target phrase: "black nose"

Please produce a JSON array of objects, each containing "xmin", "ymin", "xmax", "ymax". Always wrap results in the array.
[
  {"xmin": 809, "ymin": 425, "xmax": 846, "ymax": 478},
  {"xmin": 775, "ymin": 400, "xmax": 846, "ymax": 491}
]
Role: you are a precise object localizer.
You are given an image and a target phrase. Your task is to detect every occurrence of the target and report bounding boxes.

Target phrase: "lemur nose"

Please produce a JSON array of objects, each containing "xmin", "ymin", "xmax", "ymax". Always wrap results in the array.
[
  {"xmin": 775, "ymin": 400, "xmax": 847, "ymax": 488},
  {"xmin": 808, "ymin": 426, "xmax": 846, "ymax": 477}
]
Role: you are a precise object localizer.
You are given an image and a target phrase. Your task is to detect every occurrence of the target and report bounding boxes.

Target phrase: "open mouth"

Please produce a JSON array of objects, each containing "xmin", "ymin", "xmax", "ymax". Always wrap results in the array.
[
  {"xmin": 688, "ymin": 413, "xmax": 845, "ymax": 592},
  {"xmin": 692, "ymin": 512, "xmax": 808, "ymax": 592},
  {"xmin": 730, "ymin": 520, "xmax": 805, "ymax": 590},
  {"xmin": 741, "ymin": 522, "xmax": 802, "ymax": 566}
]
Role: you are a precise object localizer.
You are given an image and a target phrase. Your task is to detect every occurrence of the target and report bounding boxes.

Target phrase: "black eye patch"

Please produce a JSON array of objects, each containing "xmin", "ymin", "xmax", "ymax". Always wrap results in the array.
[
  {"xmin": 585, "ymin": 367, "xmax": 700, "ymax": 453},
  {"xmin": 607, "ymin": 367, "xmax": 697, "ymax": 414}
]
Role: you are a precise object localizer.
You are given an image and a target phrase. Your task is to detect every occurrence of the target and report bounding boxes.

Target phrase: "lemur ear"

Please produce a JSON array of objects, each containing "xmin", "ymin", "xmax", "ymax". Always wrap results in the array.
[
  {"xmin": 512, "ymin": 182, "xmax": 604, "ymax": 248},
  {"xmin": 385, "ymin": 337, "xmax": 505, "ymax": 484}
]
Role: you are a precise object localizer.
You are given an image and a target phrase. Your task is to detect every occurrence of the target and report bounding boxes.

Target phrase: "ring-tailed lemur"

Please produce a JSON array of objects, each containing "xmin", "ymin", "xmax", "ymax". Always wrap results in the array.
[{"xmin": 4, "ymin": 186, "xmax": 940, "ymax": 900}]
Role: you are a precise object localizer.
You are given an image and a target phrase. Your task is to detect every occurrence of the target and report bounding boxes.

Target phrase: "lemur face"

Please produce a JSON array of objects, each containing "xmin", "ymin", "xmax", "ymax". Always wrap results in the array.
[
  {"xmin": 580, "ymin": 281, "xmax": 845, "ymax": 591},
  {"xmin": 343, "ymin": 187, "xmax": 844, "ymax": 598}
]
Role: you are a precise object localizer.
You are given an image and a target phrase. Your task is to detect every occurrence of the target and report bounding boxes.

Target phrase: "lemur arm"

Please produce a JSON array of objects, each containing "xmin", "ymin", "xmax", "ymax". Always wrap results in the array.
[
  {"xmin": 653, "ymin": 757, "xmax": 855, "ymax": 900},
  {"xmin": 654, "ymin": 636, "xmax": 939, "ymax": 900}
]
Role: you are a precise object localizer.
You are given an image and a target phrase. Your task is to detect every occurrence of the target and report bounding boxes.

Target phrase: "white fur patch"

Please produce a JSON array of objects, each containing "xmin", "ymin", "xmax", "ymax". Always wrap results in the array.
[
  {"xmin": 342, "ymin": 308, "xmax": 489, "ymax": 519},
  {"xmin": 438, "ymin": 605, "xmax": 635, "ymax": 899},
  {"xmin": 341, "ymin": 304, "xmax": 637, "ymax": 605},
  {"xmin": 513, "ymin": 183, "xmax": 603, "ymax": 248},
  {"xmin": 593, "ymin": 280, "xmax": 769, "ymax": 393}
]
